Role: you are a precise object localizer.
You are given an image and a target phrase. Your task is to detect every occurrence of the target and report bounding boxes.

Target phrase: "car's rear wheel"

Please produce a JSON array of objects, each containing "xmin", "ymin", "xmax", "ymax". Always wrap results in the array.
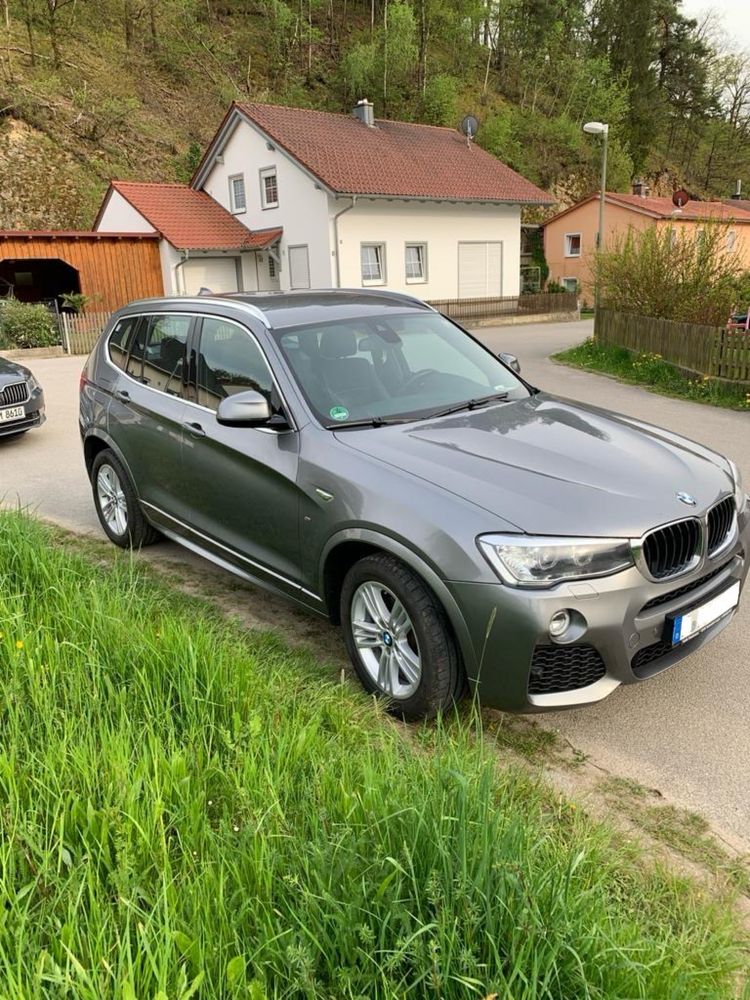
[
  {"xmin": 341, "ymin": 552, "xmax": 463, "ymax": 719},
  {"xmin": 91, "ymin": 449, "xmax": 160, "ymax": 548}
]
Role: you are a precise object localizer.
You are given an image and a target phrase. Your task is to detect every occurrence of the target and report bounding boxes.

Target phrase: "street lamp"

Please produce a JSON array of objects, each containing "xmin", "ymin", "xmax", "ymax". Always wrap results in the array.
[{"xmin": 583, "ymin": 121, "xmax": 609, "ymax": 309}]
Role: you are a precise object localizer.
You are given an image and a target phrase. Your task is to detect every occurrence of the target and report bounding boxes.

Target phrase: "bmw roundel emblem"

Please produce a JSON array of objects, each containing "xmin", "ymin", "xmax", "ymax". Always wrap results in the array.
[{"xmin": 676, "ymin": 491, "xmax": 697, "ymax": 506}]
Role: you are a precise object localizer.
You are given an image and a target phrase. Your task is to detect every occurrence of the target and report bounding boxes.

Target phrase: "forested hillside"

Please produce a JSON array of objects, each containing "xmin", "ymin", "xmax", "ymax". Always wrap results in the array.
[{"xmin": 0, "ymin": 0, "xmax": 748, "ymax": 230}]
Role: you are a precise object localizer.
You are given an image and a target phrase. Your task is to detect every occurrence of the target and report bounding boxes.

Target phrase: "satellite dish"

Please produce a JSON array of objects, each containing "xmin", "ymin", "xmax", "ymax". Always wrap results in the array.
[
  {"xmin": 460, "ymin": 114, "xmax": 479, "ymax": 141},
  {"xmin": 672, "ymin": 189, "xmax": 690, "ymax": 208}
]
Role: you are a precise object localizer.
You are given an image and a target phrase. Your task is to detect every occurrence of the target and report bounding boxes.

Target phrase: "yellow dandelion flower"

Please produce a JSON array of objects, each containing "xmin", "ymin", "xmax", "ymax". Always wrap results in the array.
[{"xmin": 15, "ymin": 640, "xmax": 24, "ymax": 650}]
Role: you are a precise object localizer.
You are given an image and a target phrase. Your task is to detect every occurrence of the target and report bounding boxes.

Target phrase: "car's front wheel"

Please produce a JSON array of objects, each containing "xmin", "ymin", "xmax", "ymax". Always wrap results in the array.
[
  {"xmin": 91, "ymin": 449, "xmax": 160, "ymax": 549},
  {"xmin": 341, "ymin": 552, "xmax": 463, "ymax": 719}
]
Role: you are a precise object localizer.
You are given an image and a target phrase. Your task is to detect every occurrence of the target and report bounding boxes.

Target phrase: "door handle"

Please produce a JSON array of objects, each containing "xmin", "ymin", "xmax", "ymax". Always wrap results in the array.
[
  {"xmin": 114, "ymin": 389, "xmax": 130, "ymax": 403},
  {"xmin": 183, "ymin": 420, "xmax": 206, "ymax": 437}
]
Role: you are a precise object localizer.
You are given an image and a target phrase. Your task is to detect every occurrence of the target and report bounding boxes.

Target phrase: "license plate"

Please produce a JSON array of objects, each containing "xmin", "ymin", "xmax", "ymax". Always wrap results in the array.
[
  {"xmin": 668, "ymin": 581, "xmax": 740, "ymax": 645},
  {"xmin": 0, "ymin": 405, "xmax": 25, "ymax": 423}
]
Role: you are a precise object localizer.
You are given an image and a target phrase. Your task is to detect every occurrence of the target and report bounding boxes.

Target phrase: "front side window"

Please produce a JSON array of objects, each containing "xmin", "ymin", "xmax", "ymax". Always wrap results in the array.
[
  {"xmin": 126, "ymin": 314, "xmax": 190, "ymax": 396},
  {"xmin": 195, "ymin": 317, "xmax": 274, "ymax": 412},
  {"xmin": 108, "ymin": 315, "xmax": 140, "ymax": 372},
  {"xmin": 274, "ymin": 311, "xmax": 529, "ymax": 426},
  {"xmin": 229, "ymin": 174, "xmax": 246, "ymax": 214},
  {"xmin": 405, "ymin": 243, "xmax": 427, "ymax": 282},
  {"xmin": 361, "ymin": 243, "xmax": 385, "ymax": 284},
  {"xmin": 565, "ymin": 233, "xmax": 581, "ymax": 257},
  {"xmin": 260, "ymin": 167, "xmax": 278, "ymax": 209}
]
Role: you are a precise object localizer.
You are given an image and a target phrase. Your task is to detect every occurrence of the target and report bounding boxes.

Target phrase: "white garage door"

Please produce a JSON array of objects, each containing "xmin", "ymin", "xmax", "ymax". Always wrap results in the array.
[
  {"xmin": 182, "ymin": 257, "xmax": 239, "ymax": 295},
  {"xmin": 289, "ymin": 245, "xmax": 311, "ymax": 289},
  {"xmin": 458, "ymin": 242, "xmax": 503, "ymax": 298}
]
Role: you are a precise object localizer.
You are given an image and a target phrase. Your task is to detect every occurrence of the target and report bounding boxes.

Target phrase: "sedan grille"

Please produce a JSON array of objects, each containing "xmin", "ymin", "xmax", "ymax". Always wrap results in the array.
[
  {"xmin": 706, "ymin": 496, "xmax": 735, "ymax": 556},
  {"xmin": 639, "ymin": 560, "xmax": 732, "ymax": 613},
  {"xmin": 0, "ymin": 381, "xmax": 28, "ymax": 406},
  {"xmin": 528, "ymin": 644, "xmax": 606, "ymax": 696},
  {"xmin": 642, "ymin": 518, "xmax": 700, "ymax": 580}
]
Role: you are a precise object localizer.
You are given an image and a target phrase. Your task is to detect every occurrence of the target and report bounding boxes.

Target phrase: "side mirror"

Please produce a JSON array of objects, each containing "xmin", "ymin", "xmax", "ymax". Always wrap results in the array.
[
  {"xmin": 216, "ymin": 389, "xmax": 272, "ymax": 426},
  {"xmin": 498, "ymin": 351, "xmax": 521, "ymax": 374}
]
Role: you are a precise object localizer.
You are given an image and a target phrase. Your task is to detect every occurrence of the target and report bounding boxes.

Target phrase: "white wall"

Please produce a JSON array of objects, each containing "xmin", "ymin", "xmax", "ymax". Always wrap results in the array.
[
  {"xmin": 96, "ymin": 190, "xmax": 157, "ymax": 233},
  {"xmin": 334, "ymin": 199, "xmax": 522, "ymax": 300},
  {"xmin": 201, "ymin": 118, "xmax": 333, "ymax": 290}
]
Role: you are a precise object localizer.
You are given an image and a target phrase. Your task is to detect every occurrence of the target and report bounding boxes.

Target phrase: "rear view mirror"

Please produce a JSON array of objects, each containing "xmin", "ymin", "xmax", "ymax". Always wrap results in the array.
[
  {"xmin": 498, "ymin": 352, "xmax": 521, "ymax": 374},
  {"xmin": 216, "ymin": 390, "xmax": 272, "ymax": 426}
]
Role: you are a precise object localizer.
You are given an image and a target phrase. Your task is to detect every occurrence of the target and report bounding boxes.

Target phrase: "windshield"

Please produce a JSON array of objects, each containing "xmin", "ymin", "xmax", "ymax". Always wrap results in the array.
[{"xmin": 274, "ymin": 311, "xmax": 529, "ymax": 426}]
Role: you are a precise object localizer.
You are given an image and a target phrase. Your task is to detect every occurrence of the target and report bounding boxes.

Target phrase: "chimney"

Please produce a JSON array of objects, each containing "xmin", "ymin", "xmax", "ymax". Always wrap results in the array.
[
  {"xmin": 353, "ymin": 99, "xmax": 375, "ymax": 127},
  {"xmin": 632, "ymin": 179, "xmax": 649, "ymax": 197},
  {"xmin": 731, "ymin": 179, "xmax": 743, "ymax": 200}
]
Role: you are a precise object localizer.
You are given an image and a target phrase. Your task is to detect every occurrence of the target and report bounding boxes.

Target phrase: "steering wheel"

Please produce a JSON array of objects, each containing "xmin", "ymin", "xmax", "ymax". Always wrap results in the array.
[{"xmin": 401, "ymin": 368, "xmax": 440, "ymax": 393}]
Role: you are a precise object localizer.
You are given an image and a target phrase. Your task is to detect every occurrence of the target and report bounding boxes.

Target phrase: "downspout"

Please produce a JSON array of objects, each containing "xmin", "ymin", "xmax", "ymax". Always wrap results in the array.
[
  {"xmin": 332, "ymin": 196, "xmax": 357, "ymax": 288},
  {"xmin": 174, "ymin": 249, "xmax": 190, "ymax": 294}
]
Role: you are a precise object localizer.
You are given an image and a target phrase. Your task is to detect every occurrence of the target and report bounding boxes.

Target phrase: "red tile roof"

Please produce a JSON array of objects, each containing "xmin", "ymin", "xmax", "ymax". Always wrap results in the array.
[
  {"xmin": 606, "ymin": 192, "xmax": 750, "ymax": 221},
  {"xmin": 722, "ymin": 198, "xmax": 750, "ymax": 214},
  {"xmin": 233, "ymin": 102, "xmax": 553, "ymax": 204},
  {"xmin": 97, "ymin": 182, "xmax": 282, "ymax": 250}
]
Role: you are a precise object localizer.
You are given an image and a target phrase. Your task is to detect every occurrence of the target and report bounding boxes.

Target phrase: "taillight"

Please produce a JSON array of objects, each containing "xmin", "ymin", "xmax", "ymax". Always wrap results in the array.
[{"xmin": 79, "ymin": 369, "xmax": 88, "ymax": 393}]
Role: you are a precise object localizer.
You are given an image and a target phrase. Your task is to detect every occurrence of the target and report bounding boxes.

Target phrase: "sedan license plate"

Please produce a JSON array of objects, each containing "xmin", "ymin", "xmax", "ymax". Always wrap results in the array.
[
  {"xmin": 668, "ymin": 581, "xmax": 740, "ymax": 645},
  {"xmin": 0, "ymin": 405, "xmax": 25, "ymax": 423}
]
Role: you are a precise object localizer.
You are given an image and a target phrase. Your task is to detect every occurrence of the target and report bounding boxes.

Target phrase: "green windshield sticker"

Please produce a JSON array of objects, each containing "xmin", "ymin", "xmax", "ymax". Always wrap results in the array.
[{"xmin": 329, "ymin": 406, "xmax": 350, "ymax": 421}]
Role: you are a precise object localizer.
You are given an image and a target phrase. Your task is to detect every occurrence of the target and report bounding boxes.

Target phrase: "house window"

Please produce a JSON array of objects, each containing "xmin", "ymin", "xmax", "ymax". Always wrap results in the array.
[
  {"xmin": 727, "ymin": 230, "xmax": 737, "ymax": 251},
  {"xmin": 564, "ymin": 233, "xmax": 581, "ymax": 257},
  {"xmin": 561, "ymin": 278, "xmax": 578, "ymax": 294},
  {"xmin": 229, "ymin": 174, "xmax": 246, "ymax": 214},
  {"xmin": 260, "ymin": 167, "xmax": 278, "ymax": 209},
  {"xmin": 405, "ymin": 243, "xmax": 427, "ymax": 282},
  {"xmin": 268, "ymin": 256, "xmax": 276, "ymax": 278},
  {"xmin": 361, "ymin": 243, "xmax": 386, "ymax": 284}
]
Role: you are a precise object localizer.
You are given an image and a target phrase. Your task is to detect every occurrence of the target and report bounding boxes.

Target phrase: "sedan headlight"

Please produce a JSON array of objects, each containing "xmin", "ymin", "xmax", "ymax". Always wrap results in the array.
[
  {"xmin": 728, "ymin": 460, "xmax": 747, "ymax": 513},
  {"xmin": 478, "ymin": 534, "xmax": 634, "ymax": 588},
  {"xmin": 26, "ymin": 373, "xmax": 40, "ymax": 393}
]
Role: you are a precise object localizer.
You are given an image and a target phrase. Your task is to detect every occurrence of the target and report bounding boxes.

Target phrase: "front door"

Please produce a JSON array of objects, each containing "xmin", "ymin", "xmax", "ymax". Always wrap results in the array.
[{"xmin": 180, "ymin": 315, "xmax": 302, "ymax": 591}]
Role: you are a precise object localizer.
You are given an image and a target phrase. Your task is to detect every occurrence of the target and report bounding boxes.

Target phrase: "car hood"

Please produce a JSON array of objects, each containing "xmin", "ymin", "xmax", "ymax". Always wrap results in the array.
[
  {"xmin": 335, "ymin": 394, "xmax": 733, "ymax": 537},
  {"xmin": 0, "ymin": 357, "xmax": 28, "ymax": 385}
]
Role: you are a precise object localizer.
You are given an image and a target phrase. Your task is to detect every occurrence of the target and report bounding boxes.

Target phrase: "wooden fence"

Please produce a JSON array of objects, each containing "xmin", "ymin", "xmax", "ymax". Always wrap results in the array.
[
  {"xmin": 595, "ymin": 308, "xmax": 750, "ymax": 384},
  {"xmin": 429, "ymin": 291, "xmax": 578, "ymax": 322},
  {"xmin": 59, "ymin": 312, "xmax": 111, "ymax": 355}
]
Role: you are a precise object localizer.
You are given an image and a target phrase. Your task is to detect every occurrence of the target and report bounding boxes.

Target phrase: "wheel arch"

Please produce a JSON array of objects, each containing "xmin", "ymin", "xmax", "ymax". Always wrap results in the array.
[{"xmin": 320, "ymin": 528, "xmax": 479, "ymax": 679}]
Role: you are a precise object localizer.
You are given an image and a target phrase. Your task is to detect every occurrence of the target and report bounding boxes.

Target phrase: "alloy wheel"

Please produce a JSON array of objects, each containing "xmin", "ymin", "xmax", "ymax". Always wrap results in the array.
[
  {"xmin": 350, "ymin": 581, "xmax": 422, "ymax": 698},
  {"xmin": 96, "ymin": 463, "xmax": 128, "ymax": 536}
]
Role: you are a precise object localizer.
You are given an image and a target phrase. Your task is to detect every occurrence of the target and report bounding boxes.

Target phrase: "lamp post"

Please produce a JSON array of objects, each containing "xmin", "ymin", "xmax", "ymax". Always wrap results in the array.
[{"xmin": 583, "ymin": 121, "xmax": 609, "ymax": 309}]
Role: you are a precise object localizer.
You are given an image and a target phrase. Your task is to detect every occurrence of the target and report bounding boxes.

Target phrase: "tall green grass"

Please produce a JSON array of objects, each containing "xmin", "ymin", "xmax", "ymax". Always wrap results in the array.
[{"xmin": 0, "ymin": 511, "xmax": 745, "ymax": 998}]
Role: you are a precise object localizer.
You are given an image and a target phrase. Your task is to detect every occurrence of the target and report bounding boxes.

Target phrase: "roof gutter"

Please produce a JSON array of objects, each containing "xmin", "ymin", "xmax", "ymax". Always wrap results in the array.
[
  {"xmin": 333, "ymin": 196, "xmax": 357, "ymax": 288},
  {"xmin": 175, "ymin": 249, "xmax": 190, "ymax": 295}
]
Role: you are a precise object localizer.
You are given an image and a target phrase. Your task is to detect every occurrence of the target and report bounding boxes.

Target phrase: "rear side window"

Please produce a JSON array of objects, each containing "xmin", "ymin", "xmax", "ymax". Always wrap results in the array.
[
  {"xmin": 127, "ymin": 314, "xmax": 191, "ymax": 396},
  {"xmin": 108, "ymin": 316, "xmax": 140, "ymax": 372},
  {"xmin": 195, "ymin": 317, "xmax": 274, "ymax": 411}
]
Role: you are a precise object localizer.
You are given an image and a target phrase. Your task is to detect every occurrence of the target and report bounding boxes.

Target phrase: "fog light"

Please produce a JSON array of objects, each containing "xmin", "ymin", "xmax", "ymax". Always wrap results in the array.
[{"xmin": 549, "ymin": 610, "xmax": 571, "ymax": 638}]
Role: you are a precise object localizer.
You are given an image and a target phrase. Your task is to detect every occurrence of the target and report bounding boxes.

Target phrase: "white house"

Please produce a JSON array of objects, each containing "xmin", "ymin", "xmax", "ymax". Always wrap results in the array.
[{"xmin": 95, "ymin": 100, "xmax": 552, "ymax": 300}]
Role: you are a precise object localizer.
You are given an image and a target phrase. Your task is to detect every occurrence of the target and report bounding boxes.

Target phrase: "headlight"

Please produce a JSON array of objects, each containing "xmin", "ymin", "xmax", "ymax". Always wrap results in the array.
[
  {"xmin": 25, "ymin": 372, "xmax": 40, "ymax": 393},
  {"xmin": 477, "ymin": 534, "xmax": 634, "ymax": 588},
  {"xmin": 728, "ymin": 460, "xmax": 747, "ymax": 513}
]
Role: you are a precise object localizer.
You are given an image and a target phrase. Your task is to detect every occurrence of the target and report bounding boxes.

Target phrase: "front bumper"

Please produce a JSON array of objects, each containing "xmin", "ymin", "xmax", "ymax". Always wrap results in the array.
[
  {"xmin": 0, "ymin": 386, "xmax": 45, "ymax": 437},
  {"xmin": 448, "ymin": 504, "xmax": 750, "ymax": 713}
]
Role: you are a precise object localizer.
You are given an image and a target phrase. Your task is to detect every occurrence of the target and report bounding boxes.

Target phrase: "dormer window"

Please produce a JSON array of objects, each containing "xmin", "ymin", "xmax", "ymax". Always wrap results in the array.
[
  {"xmin": 229, "ymin": 174, "xmax": 246, "ymax": 214},
  {"xmin": 260, "ymin": 167, "xmax": 279, "ymax": 209}
]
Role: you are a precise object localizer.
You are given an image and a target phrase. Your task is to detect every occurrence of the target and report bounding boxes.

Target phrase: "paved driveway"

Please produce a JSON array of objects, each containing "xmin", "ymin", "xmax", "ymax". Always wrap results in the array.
[{"xmin": 2, "ymin": 319, "xmax": 749, "ymax": 845}]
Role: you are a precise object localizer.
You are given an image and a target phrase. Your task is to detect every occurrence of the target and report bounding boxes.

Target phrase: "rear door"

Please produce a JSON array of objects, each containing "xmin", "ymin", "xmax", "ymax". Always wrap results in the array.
[
  {"xmin": 457, "ymin": 241, "xmax": 503, "ymax": 298},
  {"xmin": 107, "ymin": 312, "xmax": 193, "ymax": 520},
  {"xmin": 289, "ymin": 245, "xmax": 311, "ymax": 289},
  {"xmin": 179, "ymin": 315, "xmax": 303, "ymax": 590}
]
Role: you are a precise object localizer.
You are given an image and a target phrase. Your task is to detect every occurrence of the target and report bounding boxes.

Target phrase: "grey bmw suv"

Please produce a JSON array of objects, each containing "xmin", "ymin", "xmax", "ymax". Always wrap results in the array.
[{"xmin": 79, "ymin": 291, "xmax": 749, "ymax": 718}]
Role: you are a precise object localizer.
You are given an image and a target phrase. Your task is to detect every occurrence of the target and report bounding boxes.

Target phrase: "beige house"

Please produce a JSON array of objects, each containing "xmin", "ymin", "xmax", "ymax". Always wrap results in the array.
[{"xmin": 544, "ymin": 190, "xmax": 750, "ymax": 304}]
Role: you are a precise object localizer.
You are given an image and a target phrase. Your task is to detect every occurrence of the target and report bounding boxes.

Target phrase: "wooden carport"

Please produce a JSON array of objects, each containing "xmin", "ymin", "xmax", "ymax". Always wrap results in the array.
[{"xmin": 0, "ymin": 231, "xmax": 164, "ymax": 312}]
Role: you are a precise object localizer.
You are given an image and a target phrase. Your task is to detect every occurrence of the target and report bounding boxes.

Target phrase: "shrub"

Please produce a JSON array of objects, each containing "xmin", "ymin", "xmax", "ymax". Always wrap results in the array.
[{"xmin": 0, "ymin": 298, "xmax": 58, "ymax": 348}]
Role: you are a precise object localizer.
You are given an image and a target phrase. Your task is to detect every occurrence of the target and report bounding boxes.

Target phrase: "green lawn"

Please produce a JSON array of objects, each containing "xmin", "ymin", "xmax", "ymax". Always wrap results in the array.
[
  {"xmin": 0, "ymin": 511, "xmax": 746, "ymax": 998},
  {"xmin": 555, "ymin": 338, "xmax": 750, "ymax": 410}
]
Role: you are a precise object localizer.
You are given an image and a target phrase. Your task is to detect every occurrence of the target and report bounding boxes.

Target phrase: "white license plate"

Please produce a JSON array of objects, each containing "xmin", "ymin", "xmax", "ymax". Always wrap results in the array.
[
  {"xmin": 0, "ymin": 405, "xmax": 25, "ymax": 423},
  {"xmin": 670, "ymin": 581, "xmax": 740, "ymax": 645}
]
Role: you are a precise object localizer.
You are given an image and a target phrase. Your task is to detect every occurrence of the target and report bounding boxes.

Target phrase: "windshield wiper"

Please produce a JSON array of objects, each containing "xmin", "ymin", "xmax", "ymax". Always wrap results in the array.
[
  {"xmin": 326, "ymin": 415, "xmax": 410, "ymax": 429},
  {"xmin": 422, "ymin": 391, "xmax": 510, "ymax": 420}
]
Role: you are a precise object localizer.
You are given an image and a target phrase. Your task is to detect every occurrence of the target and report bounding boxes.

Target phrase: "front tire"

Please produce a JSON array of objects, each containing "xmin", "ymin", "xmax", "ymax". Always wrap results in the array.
[
  {"xmin": 341, "ymin": 552, "xmax": 463, "ymax": 720},
  {"xmin": 91, "ymin": 449, "xmax": 159, "ymax": 549}
]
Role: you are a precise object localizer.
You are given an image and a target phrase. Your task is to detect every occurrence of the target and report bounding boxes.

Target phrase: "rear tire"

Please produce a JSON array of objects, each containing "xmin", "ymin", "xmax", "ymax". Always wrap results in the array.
[
  {"xmin": 341, "ymin": 552, "xmax": 463, "ymax": 720},
  {"xmin": 91, "ymin": 449, "xmax": 160, "ymax": 549}
]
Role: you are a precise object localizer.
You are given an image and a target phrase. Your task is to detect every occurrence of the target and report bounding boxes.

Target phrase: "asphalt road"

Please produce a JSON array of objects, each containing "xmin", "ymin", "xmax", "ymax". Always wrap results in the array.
[{"xmin": 2, "ymin": 318, "xmax": 749, "ymax": 845}]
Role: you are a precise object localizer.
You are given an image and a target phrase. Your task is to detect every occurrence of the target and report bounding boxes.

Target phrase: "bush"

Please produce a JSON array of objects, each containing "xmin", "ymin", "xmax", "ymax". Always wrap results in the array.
[{"xmin": 0, "ymin": 299, "xmax": 58, "ymax": 348}]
